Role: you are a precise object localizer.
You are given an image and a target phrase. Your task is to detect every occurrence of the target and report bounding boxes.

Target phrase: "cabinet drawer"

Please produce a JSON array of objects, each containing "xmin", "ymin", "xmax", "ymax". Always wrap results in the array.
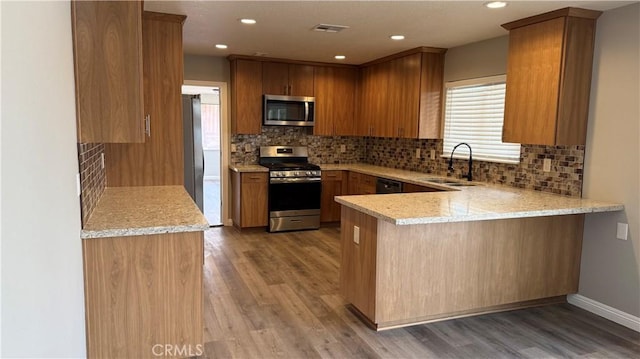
[
  {"xmin": 360, "ymin": 174, "xmax": 377, "ymax": 185},
  {"xmin": 322, "ymin": 171, "xmax": 343, "ymax": 181},
  {"xmin": 242, "ymin": 173, "xmax": 268, "ymax": 183}
]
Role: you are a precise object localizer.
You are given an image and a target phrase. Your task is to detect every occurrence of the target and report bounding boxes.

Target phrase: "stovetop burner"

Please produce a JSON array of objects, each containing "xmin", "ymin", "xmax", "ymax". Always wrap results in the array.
[{"xmin": 261, "ymin": 162, "xmax": 321, "ymax": 171}]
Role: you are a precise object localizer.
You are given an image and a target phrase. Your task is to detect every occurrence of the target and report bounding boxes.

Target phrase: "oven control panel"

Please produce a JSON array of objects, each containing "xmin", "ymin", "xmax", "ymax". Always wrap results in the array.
[{"xmin": 270, "ymin": 170, "xmax": 321, "ymax": 178}]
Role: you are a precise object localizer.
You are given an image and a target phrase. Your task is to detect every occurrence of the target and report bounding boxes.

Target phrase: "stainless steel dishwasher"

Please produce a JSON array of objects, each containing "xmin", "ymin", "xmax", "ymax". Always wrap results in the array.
[{"xmin": 376, "ymin": 178, "xmax": 403, "ymax": 194}]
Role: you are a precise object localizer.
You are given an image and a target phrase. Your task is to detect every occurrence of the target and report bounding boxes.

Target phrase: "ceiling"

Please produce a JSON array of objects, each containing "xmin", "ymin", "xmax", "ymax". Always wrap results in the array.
[{"xmin": 144, "ymin": 1, "xmax": 634, "ymax": 65}]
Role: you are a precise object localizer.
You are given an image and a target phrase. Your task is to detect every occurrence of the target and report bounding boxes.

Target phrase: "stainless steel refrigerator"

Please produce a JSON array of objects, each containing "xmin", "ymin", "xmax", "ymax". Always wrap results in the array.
[{"xmin": 182, "ymin": 95, "xmax": 204, "ymax": 212}]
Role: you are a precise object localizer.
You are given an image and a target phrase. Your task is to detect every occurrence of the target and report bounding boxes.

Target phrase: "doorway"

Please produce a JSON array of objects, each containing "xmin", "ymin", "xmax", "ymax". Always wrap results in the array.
[{"xmin": 182, "ymin": 84, "xmax": 224, "ymax": 226}]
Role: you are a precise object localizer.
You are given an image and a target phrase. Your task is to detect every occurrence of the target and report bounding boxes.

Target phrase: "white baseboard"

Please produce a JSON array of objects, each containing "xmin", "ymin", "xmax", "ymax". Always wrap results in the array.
[{"xmin": 567, "ymin": 294, "xmax": 640, "ymax": 332}]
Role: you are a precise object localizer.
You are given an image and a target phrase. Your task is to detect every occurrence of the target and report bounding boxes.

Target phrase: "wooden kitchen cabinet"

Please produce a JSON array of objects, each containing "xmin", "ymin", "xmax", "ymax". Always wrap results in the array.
[
  {"xmin": 358, "ymin": 63, "xmax": 389, "ymax": 137},
  {"xmin": 231, "ymin": 171, "xmax": 268, "ymax": 228},
  {"xmin": 71, "ymin": 1, "xmax": 145, "ymax": 143},
  {"xmin": 83, "ymin": 231, "xmax": 203, "ymax": 358},
  {"xmin": 321, "ymin": 171, "xmax": 348, "ymax": 222},
  {"xmin": 105, "ymin": 12, "xmax": 186, "ymax": 186},
  {"xmin": 502, "ymin": 8, "xmax": 601, "ymax": 145},
  {"xmin": 347, "ymin": 172, "xmax": 377, "ymax": 195},
  {"xmin": 358, "ymin": 48, "xmax": 446, "ymax": 139},
  {"xmin": 314, "ymin": 66, "xmax": 358, "ymax": 136},
  {"xmin": 403, "ymin": 182, "xmax": 441, "ymax": 193},
  {"xmin": 230, "ymin": 59, "xmax": 263, "ymax": 135},
  {"xmin": 263, "ymin": 62, "xmax": 315, "ymax": 96}
]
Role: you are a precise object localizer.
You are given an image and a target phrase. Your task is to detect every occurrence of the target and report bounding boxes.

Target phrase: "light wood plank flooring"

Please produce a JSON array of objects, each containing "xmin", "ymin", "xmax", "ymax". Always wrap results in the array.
[{"xmin": 199, "ymin": 226, "xmax": 639, "ymax": 358}]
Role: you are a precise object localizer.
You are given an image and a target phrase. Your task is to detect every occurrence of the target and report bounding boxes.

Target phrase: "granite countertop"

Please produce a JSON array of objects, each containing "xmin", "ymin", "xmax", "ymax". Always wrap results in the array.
[
  {"xmin": 229, "ymin": 164, "xmax": 269, "ymax": 172},
  {"xmin": 335, "ymin": 183, "xmax": 623, "ymax": 225},
  {"xmin": 225, "ymin": 162, "xmax": 623, "ymax": 224},
  {"xmin": 81, "ymin": 186, "xmax": 209, "ymax": 239}
]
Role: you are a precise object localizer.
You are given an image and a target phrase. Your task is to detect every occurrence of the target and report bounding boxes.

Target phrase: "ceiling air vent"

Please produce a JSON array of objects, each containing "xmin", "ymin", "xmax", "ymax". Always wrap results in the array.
[{"xmin": 312, "ymin": 24, "xmax": 350, "ymax": 33}]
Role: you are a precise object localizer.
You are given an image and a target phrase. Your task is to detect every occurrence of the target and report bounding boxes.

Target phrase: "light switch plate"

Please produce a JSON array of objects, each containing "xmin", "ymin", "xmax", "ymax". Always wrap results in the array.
[
  {"xmin": 340, "ymin": 144, "xmax": 346, "ymax": 153},
  {"xmin": 416, "ymin": 148, "xmax": 421, "ymax": 159},
  {"xmin": 76, "ymin": 173, "xmax": 81, "ymax": 197},
  {"xmin": 616, "ymin": 223, "xmax": 629, "ymax": 240},
  {"xmin": 230, "ymin": 144, "xmax": 237, "ymax": 152},
  {"xmin": 244, "ymin": 144, "xmax": 252, "ymax": 152},
  {"xmin": 543, "ymin": 158, "xmax": 551, "ymax": 172},
  {"xmin": 430, "ymin": 149, "xmax": 436, "ymax": 160}
]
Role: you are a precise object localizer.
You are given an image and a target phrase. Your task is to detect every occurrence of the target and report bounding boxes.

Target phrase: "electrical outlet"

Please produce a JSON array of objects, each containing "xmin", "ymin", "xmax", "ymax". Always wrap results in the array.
[
  {"xmin": 340, "ymin": 144, "xmax": 346, "ymax": 153},
  {"xmin": 353, "ymin": 225, "xmax": 360, "ymax": 244},
  {"xmin": 100, "ymin": 153, "xmax": 105, "ymax": 169},
  {"xmin": 230, "ymin": 144, "xmax": 237, "ymax": 152},
  {"xmin": 244, "ymin": 144, "xmax": 252, "ymax": 152},
  {"xmin": 616, "ymin": 223, "xmax": 629, "ymax": 240},
  {"xmin": 416, "ymin": 148, "xmax": 421, "ymax": 159},
  {"xmin": 543, "ymin": 158, "xmax": 551, "ymax": 172},
  {"xmin": 430, "ymin": 149, "xmax": 436, "ymax": 160}
]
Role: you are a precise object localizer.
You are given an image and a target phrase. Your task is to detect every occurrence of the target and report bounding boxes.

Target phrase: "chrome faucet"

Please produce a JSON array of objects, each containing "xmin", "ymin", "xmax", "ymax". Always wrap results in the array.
[{"xmin": 448, "ymin": 142, "xmax": 473, "ymax": 181}]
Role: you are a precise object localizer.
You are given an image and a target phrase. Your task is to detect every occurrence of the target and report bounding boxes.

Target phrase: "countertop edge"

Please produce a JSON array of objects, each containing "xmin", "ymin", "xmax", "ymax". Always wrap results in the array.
[
  {"xmin": 81, "ymin": 223, "xmax": 210, "ymax": 239},
  {"xmin": 335, "ymin": 196, "xmax": 624, "ymax": 225},
  {"xmin": 228, "ymin": 164, "xmax": 269, "ymax": 173}
]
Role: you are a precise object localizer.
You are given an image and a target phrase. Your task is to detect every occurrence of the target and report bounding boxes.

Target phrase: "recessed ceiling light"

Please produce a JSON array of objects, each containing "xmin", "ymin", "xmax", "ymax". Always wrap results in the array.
[
  {"xmin": 485, "ymin": 1, "xmax": 507, "ymax": 9},
  {"xmin": 335, "ymin": 55, "xmax": 346, "ymax": 60},
  {"xmin": 215, "ymin": 44, "xmax": 228, "ymax": 49},
  {"xmin": 240, "ymin": 18, "xmax": 256, "ymax": 25},
  {"xmin": 390, "ymin": 35, "xmax": 405, "ymax": 40}
]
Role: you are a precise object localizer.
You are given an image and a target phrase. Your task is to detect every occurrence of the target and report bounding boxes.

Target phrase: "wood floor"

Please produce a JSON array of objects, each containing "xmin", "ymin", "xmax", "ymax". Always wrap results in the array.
[{"xmin": 198, "ymin": 226, "xmax": 639, "ymax": 358}]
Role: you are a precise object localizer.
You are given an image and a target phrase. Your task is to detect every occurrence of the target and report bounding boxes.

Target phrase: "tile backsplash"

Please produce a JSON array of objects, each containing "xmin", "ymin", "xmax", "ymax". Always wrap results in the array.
[
  {"xmin": 231, "ymin": 129, "xmax": 584, "ymax": 197},
  {"xmin": 78, "ymin": 143, "xmax": 106, "ymax": 225},
  {"xmin": 231, "ymin": 127, "xmax": 366, "ymax": 165},
  {"xmin": 365, "ymin": 138, "xmax": 584, "ymax": 197}
]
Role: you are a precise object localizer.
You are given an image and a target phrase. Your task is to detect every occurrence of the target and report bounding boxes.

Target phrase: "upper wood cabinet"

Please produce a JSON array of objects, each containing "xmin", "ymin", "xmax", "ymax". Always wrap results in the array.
[
  {"xmin": 358, "ymin": 48, "xmax": 446, "ymax": 139},
  {"xmin": 263, "ymin": 62, "xmax": 315, "ymax": 96},
  {"xmin": 502, "ymin": 8, "xmax": 601, "ymax": 146},
  {"xmin": 71, "ymin": 1, "xmax": 144, "ymax": 143},
  {"xmin": 105, "ymin": 12, "xmax": 186, "ymax": 186},
  {"xmin": 313, "ymin": 66, "xmax": 358, "ymax": 136},
  {"xmin": 230, "ymin": 59, "xmax": 263, "ymax": 135}
]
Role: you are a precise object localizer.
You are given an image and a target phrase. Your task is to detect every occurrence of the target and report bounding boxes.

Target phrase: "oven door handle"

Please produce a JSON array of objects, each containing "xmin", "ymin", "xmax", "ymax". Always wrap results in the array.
[{"xmin": 270, "ymin": 177, "xmax": 321, "ymax": 184}]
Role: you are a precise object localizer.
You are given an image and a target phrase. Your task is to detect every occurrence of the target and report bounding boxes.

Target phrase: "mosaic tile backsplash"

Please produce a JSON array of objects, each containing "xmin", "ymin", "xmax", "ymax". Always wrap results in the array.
[
  {"xmin": 365, "ymin": 138, "xmax": 584, "ymax": 197},
  {"xmin": 78, "ymin": 143, "xmax": 106, "ymax": 225},
  {"xmin": 231, "ymin": 127, "xmax": 366, "ymax": 165},
  {"xmin": 232, "ymin": 128, "xmax": 584, "ymax": 197}
]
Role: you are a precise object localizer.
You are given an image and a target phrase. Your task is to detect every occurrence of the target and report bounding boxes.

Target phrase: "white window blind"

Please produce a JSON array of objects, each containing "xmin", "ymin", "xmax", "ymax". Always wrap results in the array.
[{"xmin": 443, "ymin": 75, "xmax": 521, "ymax": 164}]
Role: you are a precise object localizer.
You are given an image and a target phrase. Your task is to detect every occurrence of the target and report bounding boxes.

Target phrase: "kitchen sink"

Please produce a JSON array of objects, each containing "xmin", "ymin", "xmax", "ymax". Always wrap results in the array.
[
  {"xmin": 418, "ymin": 177, "xmax": 477, "ymax": 187},
  {"xmin": 418, "ymin": 177, "xmax": 451, "ymax": 183},
  {"xmin": 446, "ymin": 182, "xmax": 477, "ymax": 187}
]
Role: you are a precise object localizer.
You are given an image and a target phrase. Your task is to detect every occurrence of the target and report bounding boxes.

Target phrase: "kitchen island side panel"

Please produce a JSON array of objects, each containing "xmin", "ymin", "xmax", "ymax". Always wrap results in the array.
[{"xmin": 373, "ymin": 214, "xmax": 584, "ymax": 326}]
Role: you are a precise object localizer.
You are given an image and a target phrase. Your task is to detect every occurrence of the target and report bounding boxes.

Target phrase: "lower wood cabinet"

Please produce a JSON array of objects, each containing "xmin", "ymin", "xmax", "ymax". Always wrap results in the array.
[
  {"xmin": 231, "ymin": 171, "xmax": 268, "ymax": 228},
  {"xmin": 403, "ymin": 182, "xmax": 441, "ymax": 193},
  {"xmin": 320, "ymin": 171, "xmax": 347, "ymax": 222},
  {"xmin": 83, "ymin": 231, "xmax": 203, "ymax": 358},
  {"xmin": 348, "ymin": 172, "xmax": 377, "ymax": 195}
]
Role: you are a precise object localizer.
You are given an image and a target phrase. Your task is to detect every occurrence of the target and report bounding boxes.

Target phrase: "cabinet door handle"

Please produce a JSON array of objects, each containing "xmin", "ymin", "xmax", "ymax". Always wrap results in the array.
[
  {"xmin": 284, "ymin": 85, "xmax": 287, "ymax": 95},
  {"xmin": 288, "ymin": 85, "xmax": 292, "ymax": 95},
  {"xmin": 145, "ymin": 114, "xmax": 151, "ymax": 137}
]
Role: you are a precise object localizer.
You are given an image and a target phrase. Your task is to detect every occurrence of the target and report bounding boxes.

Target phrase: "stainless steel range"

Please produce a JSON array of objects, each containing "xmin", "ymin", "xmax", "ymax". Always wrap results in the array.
[{"xmin": 259, "ymin": 146, "xmax": 321, "ymax": 232}]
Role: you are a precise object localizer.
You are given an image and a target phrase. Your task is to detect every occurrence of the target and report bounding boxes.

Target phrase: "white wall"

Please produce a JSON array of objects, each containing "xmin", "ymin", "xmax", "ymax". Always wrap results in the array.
[
  {"xmin": 1, "ymin": 1, "xmax": 87, "ymax": 357},
  {"xmin": 580, "ymin": 2, "xmax": 640, "ymax": 317}
]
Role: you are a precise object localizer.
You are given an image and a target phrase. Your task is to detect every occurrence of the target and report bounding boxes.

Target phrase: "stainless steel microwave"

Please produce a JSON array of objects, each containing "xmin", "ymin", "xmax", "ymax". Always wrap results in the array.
[{"xmin": 263, "ymin": 94, "xmax": 315, "ymax": 127}]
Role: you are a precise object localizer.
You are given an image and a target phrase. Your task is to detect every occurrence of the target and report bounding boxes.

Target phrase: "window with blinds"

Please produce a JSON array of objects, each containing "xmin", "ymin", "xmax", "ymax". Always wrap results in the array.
[{"xmin": 443, "ymin": 75, "xmax": 521, "ymax": 164}]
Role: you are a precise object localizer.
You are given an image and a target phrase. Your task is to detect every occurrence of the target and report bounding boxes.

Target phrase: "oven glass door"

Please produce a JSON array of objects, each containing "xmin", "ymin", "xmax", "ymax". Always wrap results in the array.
[{"xmin": 269, "ymin": 181, "xmax": 321, "ymax": 213}]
